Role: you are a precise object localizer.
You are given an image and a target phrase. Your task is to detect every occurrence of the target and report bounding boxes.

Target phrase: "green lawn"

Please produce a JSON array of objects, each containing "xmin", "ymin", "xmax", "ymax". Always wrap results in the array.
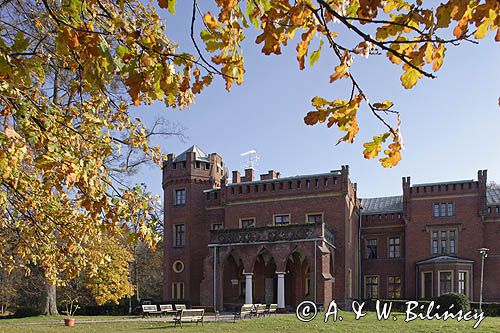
[{"xmin": 0, "ymin": 312, "xmax": 498, "ymax": 332}]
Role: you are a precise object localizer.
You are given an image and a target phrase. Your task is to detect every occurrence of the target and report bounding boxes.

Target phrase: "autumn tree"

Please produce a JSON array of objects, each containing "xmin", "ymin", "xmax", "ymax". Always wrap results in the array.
[
  {"xmin": 187, "ymin": 0, "xmax": 499, "ymax": 167},
  {"xmin": 0, "ymin": 0, "xmax": 498, "ymax": 315}
]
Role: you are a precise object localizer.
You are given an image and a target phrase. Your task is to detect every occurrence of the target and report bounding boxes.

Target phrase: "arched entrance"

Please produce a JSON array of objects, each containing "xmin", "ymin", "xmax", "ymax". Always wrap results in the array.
[
  {"xmin": 222, "ymin": 250, "xmax": 245, "ymax": 308},
  {"xmin": 285, "ymin": 249, "xmax": 311, "ymax": 307},
  {"xmin": 253, "ymin": 248, "xmax": 277, "ymax": 304}
]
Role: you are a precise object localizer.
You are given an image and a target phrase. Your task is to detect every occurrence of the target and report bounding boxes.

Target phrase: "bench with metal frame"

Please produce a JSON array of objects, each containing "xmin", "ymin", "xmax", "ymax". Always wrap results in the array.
[
  {"xmin": 252, "ymin": 304, "xmax": 267, "ymax": 317},
  {"xmin": 266, "ymin": 303, "xmax": 278, "ymax": 316},
  {"xmin": 173, "ymin": 309, "xmax": 204, "ymax": 328},
  {"xmin": 142, "ymin": 304, "xmax": 162, "ymax": 318},
  {"xmin": 159, "ymin": 304, "xmax": 177, "ymax": 316},
  {"xmin": 233, "ymin": 304, "xmax": 254, "ymax": 322}
]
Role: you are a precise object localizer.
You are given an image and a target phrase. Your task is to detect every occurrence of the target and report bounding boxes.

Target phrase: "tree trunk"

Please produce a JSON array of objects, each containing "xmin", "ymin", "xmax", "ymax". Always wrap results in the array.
[{"xmin": 43, "ymin": 283, "xmax": 59, "ymax": 315}]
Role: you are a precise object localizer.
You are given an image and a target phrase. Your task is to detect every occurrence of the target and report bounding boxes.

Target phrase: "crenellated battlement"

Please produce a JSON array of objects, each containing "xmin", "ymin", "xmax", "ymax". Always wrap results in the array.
[
  {"xmin": 223, "ymin": 170, "xmax": 345, "ymax": 201},
  {"xmin": 409, "ymin": 179, "xmax": 479, "ymax": 196},
  {"xmin": 162, "ymin": 146, "xmax": 227, "ymax": 189}
]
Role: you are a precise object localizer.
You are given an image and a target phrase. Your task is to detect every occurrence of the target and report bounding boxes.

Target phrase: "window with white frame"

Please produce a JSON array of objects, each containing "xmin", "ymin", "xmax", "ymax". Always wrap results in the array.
[
  {"xmin": 431, "ymin": 229, "xmax": 456, "ymax": 255},
  {"xmin": 307, "ymin": 213, "xmax": 323, "ymax": 223},
  {"xmin": 172, "ymin": 283, "xmax": 184, "ymax": 299},
  {"xmin": 439, "ymin": 271, "xmax": 452, "ymax": 295},
  {"xmin": 240, "ymin": 218, "xmax": 255, "ymax": 228},
  {"xmin": 212, "ymin": 223, "xmax": 223, "ymax": 231},
  {"xmin": 458, "ymin": 271, "xmax": 468, "ymax": 296},
  {"xmin": 274, "ymin": 214, "xmax": 290, "ymax": 225}
]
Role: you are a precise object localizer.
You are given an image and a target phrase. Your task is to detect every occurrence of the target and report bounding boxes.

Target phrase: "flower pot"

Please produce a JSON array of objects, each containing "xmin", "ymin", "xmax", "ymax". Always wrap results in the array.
[{"xmin": 64, "ymin": 318, "xmax": 75, "ymax": 327}]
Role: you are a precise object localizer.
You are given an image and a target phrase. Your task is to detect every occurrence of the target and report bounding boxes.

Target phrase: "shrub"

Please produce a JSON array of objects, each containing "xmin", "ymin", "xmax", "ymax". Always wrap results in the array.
[
  {"xmin": 12, "ymin": 307, "xmax": 40, "ymax": 318},
  {"xmin": 435, "ymin": 293, "xmax": 470, "ymax": 314},
  {"xmin": 471, "ymin": 302, "xmax": 500, "ymax": 317}
]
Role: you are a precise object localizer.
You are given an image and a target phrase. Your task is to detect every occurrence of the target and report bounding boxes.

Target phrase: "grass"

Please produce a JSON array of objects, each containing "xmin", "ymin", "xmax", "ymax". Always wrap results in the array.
[{"xmin": 0, "ymin": 311, "xmax": 498, "ymax": 332}]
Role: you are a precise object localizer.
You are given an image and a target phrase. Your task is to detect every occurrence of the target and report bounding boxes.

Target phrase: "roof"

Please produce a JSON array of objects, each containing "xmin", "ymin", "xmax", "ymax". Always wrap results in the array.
[
  {"xmin": 487, "ymin": 188, "xmax": 500, "ymax": 206},
  {"xmin": 173, "ymin": 145, "xmax": 210, "ymax": 162},
  {"xmin": 361, "ymin": 187, "xmax": 500, "ymax": 213},
  {"xmin": 416, "ymin": 256, "xmax": 474, "ymax": 265},
  {"xmin": 361, "ymin": 195, "xmax": 403, "ymax": 214}
]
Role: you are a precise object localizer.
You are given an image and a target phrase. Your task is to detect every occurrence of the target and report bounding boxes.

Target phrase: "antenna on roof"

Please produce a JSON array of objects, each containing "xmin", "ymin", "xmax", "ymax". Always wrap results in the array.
[{"xmin": 240, "ymin": 149, "xmax": 260, "ymax": 170}]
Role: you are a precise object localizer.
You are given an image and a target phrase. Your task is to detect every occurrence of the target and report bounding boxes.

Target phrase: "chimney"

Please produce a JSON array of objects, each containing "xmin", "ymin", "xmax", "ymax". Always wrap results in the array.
[
  {"xmin": 260, "ymin": 170, "xmax": 280, "ymax": 180},
  {"xmin": 402, "ymin": 176, "xmax": 411, "ymax": 220},
  {"xmin": 478, "ymin": 169, "xmax": 487, "ymax": 216},
  {"xmin": 232, "ymin": 171, "xmax": 241, "ymax": 183},
  {"xmin": 244, "ymin": 168, "xmax": 254, "ymax": 182}
]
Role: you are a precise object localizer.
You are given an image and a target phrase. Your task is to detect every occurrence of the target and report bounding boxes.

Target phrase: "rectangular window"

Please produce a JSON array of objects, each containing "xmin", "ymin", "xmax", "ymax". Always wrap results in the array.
[
  {"xmin": 449, "ymin": 230, "xmax": 456, "ymax": 255},
  {"xmin": 212, "ymin": 223, "xmax": 223, "ymax": 231},
  {"xmin": 433, "ymin": 204, "xmax": 440, "ymax": 217},
  {"xmin": 441, "ymin": 239, "xmax": 447, "ymax": 254},
  {"xmin": 173, "ymin": 224, "xmax": 185, "ymax": 247},
  {"xmin": 365, "ymin": 276, "xmax": 379, "ymax": 299},
  {"xmin": 172, "ymin": 283, "xmax": 184, "ymax": 299},
  {"xmin": 440, "ymin": 203, "xmax": 446, "ymax": 217},
  {"xmin": 388, "ymin": 237, "xmax": 400, "ymax": 258},
  {"xmin": 439, "ymin": 271, "xmax": 452, "ymax": 295},
  {"xmin": 274, "ymin": 214, "xmax": 290, "ymax": 225},
  {"xmin": 241, "ymin": 218, "xmax": 255, "ymax": 228},
  {"xmin": 434, "ymin": 202, "xmax": 454, "ymax": 217},
  {"xmin": 458, "ymin": 271, "xmax": 468, "ymax": 296},
  {"xmin": 307, "ymin": 213, "xmax": 323, "ymax": 223},
  {"xmin": 388, "ymin": 276, "xmax": 401, "ymax": 299},
  {"xmin": 175, "ymin": 189, "xmax": 186, "ymax": 205},
  {"xmin": 447, "ymin": 203, "xmax": 454, "ymax": 216},
  {"xmin": 431, "ymin": 229, "xmax": 457, "ymax": 255},
  {"xmin": 365, "ymin": 239, "xmax": 377, "ymax": 259}
]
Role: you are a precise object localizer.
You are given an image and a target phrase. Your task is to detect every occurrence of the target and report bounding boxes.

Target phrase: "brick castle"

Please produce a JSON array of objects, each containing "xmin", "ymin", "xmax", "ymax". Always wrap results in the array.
[{"xmin": 162, "ymin": 146, "xmax": 500, "ymax": 310}]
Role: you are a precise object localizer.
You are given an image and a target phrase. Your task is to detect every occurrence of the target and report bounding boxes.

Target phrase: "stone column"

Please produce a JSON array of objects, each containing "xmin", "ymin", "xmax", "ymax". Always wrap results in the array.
[
  {"xmin": 276, "ymin": 271, "xmax": 286, "ymax": 309},
  {"xmin": 244, "ymin": 273, "xmax": 253, "ymax": 304}
]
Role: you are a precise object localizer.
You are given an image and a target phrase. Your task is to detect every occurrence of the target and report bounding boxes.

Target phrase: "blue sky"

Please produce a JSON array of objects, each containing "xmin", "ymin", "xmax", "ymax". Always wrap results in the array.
[{"xmin": 135, "ymin": 3, "xmax": 500, "ymax": 199}]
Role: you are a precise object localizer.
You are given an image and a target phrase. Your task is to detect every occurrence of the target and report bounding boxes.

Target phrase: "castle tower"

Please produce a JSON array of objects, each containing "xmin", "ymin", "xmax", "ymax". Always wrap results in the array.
[{"xmin": 162, "ymin": 146, "xmax": 226, "ymax": 302}]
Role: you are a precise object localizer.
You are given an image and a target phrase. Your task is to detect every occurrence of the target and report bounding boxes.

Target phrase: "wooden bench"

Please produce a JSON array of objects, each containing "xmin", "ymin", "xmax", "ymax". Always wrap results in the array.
[
  {"xmin": 173, "ymin": 309, "xmax": 204, "ymax": 328},
  {"xmin": 233, "ymin": 304, "xmax": 254, "ymax": 322},
  {"xmin": 266, "ymin": 303, "xmax": 278, "ymax": 316},
  {"xmin": 142, "ymin": 305, "xmax": 161, "ymax": 317},
  {"xmin": 160, "ymin": 304, "xmax": 177, "ymax": 316}
]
